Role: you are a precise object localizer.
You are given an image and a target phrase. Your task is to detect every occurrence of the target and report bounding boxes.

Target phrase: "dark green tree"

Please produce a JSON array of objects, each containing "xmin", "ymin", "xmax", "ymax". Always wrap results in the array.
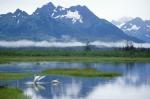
[{"xmin": 84, "ymin": 41, "xmax": 91, "ymax": 51}]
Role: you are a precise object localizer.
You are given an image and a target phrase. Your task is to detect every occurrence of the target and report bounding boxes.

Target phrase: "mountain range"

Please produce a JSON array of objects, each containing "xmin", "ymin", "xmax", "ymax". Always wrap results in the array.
[
  {"xmin": 112, "ymin": 17, "xmax": 150, "ymax": 42},
  {"xmin": 0, "ymin": 2, "xmax": 143, "ymax": 42}
]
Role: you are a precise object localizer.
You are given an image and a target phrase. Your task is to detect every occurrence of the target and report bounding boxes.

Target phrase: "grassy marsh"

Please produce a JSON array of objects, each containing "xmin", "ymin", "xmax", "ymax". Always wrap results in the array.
[
  {"xmin": 0, "ymin": 50, "xmax": 150, "ymax": 64},
  {"xmin": 0, "ymin": 72, "xmax": 32, "ymax": 80},
  {"xmin": 0, "ymin": 50, "xmax": 150, "ymax": 57},
  {"xmin": 0, "ymin": 56, "xmax": 150, "ymax": 64},
  {"xmin": 0, "ymin": 87, "xmax": 29, "ymax": 99},
  {"xmin": 42, "ymin": 68, "xmax": 121, "ymax": 77}
]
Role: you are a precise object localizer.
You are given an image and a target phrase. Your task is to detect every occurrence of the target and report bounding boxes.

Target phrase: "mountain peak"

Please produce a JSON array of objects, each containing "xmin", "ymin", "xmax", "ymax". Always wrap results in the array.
[
  {"xmin": 71, "ymin": 5, "xmax": 86, "ymax": 8},
  {"xmin": 14, "ymin": 9, "xmax": 23, "ymax": 14},
  {"xmin": 133, "ymin": 17, "xmax": 143, "ymax": 22},
  {"xmin": 42, "ymin": 2, "xmax": 56, "ymax": 10},
  {"xmin": 70, "ymin": 5, "xmax": 88, "ymax": 11},
  {"xmin": 13, "ymin": 9, "xmax": 28, "ymax": 16},
  {"xmin": 46, "ymin": 2, "xmax": 55, "ymax": 8},
  {"xmin": 57, "ymin": 5, "xmax": 63, "ymax": 8},
  {"xmin": 33, "ymin": 2, "xmax": 56, "ymax": 16},
  {"xmin": 56, "ymin": 6, "xmax": 66, "ymax": 11}
]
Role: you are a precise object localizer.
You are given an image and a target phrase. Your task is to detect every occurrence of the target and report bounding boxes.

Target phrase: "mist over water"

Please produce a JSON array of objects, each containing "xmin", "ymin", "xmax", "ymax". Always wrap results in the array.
[{"xmin": 0, "ymin": 40, "xmax": 150, "ymax": 48}]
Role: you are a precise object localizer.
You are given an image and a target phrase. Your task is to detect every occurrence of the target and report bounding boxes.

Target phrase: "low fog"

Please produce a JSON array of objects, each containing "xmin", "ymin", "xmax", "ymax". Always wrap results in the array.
[{"xmin": 0, "ymin": 40, "xmax": 150, "ymax": 48}]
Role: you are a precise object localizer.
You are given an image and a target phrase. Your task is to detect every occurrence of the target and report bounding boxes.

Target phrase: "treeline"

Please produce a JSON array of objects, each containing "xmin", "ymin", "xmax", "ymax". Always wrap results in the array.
[
  {"xmin": 0, "ymin": 49, "xmax": 150, "ymax": 57},
  {"xmin": 117, "ymin": 41, "xmax": 150, "ymax": 51},
  {"xmin": 83, "ymin": 40, "xmax": 150, "ymax": 51}
]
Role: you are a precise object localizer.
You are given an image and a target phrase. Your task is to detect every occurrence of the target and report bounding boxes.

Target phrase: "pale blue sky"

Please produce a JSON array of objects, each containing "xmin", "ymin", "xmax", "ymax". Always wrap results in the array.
[{"xmin": 0, "ymin": 0, "xmax": 150, "ymax": 21}]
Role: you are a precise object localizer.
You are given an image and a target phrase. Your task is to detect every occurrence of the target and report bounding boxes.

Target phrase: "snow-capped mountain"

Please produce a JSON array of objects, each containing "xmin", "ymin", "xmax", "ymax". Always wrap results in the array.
[
  {"xmin": 0, "ymin": 2, "xmax": 142, "ymax": 42},
  {"xmin": 112, "ymin": 17, "xmax": 150, "ymax": 42}
]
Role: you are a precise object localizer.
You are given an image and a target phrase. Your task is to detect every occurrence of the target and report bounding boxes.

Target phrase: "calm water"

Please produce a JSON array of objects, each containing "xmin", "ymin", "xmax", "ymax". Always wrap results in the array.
[{"xmin": 0, "ymin": 62, "xmax": 150, "ymax": 99}]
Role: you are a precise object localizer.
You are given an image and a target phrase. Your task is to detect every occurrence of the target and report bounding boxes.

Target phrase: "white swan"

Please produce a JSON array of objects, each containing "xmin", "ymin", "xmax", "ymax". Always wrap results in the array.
[
  {"xmin": 51, "ymin": 80, "xmax": 60, "ymax": 84},
  {"xmin": 33, "ymin": 75, "xmax": 46, "ymax": 84}
]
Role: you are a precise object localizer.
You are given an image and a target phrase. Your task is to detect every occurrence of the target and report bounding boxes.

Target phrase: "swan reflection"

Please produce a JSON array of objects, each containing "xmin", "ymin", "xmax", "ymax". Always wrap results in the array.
[
  {"xmin": 24, "ymin": 81, "xmax": 46, "ymax": 99},
  {"xmin": 24, "ymin": 87, "xmax": 46, "ymax": 99}
]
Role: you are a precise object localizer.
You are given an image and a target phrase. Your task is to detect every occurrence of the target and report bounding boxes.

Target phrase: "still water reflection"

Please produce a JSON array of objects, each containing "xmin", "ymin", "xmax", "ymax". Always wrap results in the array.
[{"xmin": 0, "ymin": 62, "xmax": 150, "ymax": 99}]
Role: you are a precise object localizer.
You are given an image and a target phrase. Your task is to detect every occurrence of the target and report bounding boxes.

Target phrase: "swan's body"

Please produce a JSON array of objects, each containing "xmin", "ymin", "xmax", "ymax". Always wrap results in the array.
[
  {"xmin": 51, "ymin": 80, "xmax": 60, "ymax": 84},
  {"xmin": 33, "ymin": 75, "xmax": 46, "ymax": 84}
]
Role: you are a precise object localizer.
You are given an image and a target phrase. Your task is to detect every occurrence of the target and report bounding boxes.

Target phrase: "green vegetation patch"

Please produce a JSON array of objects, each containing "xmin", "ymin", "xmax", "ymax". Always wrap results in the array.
[
  {"xmin": 42, "ymin": 68, "xmax": 121, "ymax": 77},
  {"xmin": 0, "ymin": 49, "xmax": 150, "ymax": 64},
  {"xmin": 0, "ymin": 56, "xmax": 150, "ymax": 64},
  {"xmin": 0, "ymin": 87, "xmax": 29, "ymax": 99},
  {"xmin": 0, "ymin": 50, "xmax": 150, "ymax": 57},
  {"xmin": 0, "ymin": 72, "xmax": 32, "ymax": 80}
]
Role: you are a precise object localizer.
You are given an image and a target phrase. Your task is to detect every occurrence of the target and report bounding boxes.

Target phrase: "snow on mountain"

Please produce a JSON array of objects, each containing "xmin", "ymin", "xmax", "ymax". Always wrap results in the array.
[
  {"xmin": 17, "ymin": 20, "xmax": 20, "ymax": 24},
  {"xmin": 112, "ymin": 17, "xmax": 150, "ymax": 42},
  {"xmin": 118, "ymin": 23, "xmax": 126, "ymax": 28},
  {"xmin": 50, "ymin": 6, "xmax": 83, "ymax": 24},
  {"xmin": 123, "ymin": 24, "xmax": 141, "ymax": 31},
  {"xmin": 63, "ymin": 10, "xmax": 83, "ymax": 23}
]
